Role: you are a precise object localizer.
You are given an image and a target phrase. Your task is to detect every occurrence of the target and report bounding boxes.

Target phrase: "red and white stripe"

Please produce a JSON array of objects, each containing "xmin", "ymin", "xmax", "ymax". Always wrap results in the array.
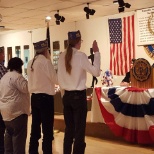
[{"xmin": 110, "ymin": 15, "xmax": 135, "ymax": 76}]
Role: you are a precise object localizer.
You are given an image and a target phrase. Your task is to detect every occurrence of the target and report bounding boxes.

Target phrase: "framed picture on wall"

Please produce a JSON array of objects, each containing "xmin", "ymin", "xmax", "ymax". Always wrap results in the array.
[
  {"xmin": 15, "ymin": 46, "xmax": 21, "ymax": 58},
  {"xmin": 24, "ymin": 45, "xmax": 30, "ymax": 75},
  {"xmin": 64, "ymin": 40, "xmax": 68, "ymax": 49},
  {"xmin": 53, "ymin": 41, "xmax": 60, "ymax": 71},
  {"xmin": 7, "ymin": 47, "xmax": 12, "ymax": 62}
]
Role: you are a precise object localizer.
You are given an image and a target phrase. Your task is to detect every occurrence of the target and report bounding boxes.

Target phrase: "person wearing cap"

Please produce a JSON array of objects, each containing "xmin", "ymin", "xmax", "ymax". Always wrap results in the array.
[
  {"xmin": 57, "ymin": 30, "xmax": 100, "ymax": 154},
  {"xmin": 0, "ymin": 46, "xmax": 7, "ymax": 154},
  {"xmin": 27, "ymin": 39, "xmax": 58, "ymax": 154},
  {"xmin": 0, "ymin": 57, "xmax": 30, "ymax": 154},
  {"xmin": 120, "ymin": 58, "xmax": 136, "ymax": 86}
]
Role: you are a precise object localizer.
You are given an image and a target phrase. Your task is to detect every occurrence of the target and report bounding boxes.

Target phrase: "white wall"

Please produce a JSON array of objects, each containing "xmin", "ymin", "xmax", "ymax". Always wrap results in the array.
[{"xmin": 0, "ymin": 10, "xmax": 153, "ymax": 88}]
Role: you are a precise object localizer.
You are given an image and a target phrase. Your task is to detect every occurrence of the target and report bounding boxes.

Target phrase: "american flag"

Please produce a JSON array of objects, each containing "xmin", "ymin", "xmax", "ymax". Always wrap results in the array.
[{"xmin": 108, "ymin": 15, "xmax": 135, "ymax": 75}]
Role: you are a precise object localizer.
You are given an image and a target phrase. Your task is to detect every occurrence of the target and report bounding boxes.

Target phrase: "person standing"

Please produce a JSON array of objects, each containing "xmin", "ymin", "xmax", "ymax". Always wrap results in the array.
[
  {"xmin": 0, "ymin": 46, "xmax": 7, "ymax": 154},
  {"xmin": 57, "ymin": 30, "xmax": 100, "ymax": 154},
  {"xmin": 27, "ymin": 39, "xmax": 58, "ymax": 154},
  {"xmin": 0, "ymin": 57, "xmax": 30, "ymax": 154}
]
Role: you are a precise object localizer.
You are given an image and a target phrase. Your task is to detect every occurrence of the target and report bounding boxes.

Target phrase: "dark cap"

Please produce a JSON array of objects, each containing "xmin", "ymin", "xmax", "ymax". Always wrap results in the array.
[
  {"xmin": 33, "ymin": 39, "xmax": 48, "ymax": 53},
  {"xmin": 68, "ymin": 30, "xmax": 81, "ymax": 40}
]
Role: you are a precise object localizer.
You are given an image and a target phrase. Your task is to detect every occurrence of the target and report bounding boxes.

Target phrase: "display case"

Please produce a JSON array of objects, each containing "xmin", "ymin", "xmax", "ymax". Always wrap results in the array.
[{"xmin": 53, "ymin": 41, "xmax": 60, "ymax": 71}]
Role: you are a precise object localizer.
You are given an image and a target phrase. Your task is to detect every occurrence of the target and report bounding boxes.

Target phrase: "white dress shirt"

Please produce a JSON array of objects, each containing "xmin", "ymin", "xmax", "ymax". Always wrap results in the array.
[
  {"xmin": 57, "ymin": 48, "xmax": 100, "ymax": 91},
  {"xmin": 27, "ymin": 55, "xmax": 58, "ymax": 95},
  {"xmin": 0, "ymin": 71, "xmax": 30, "ymax": 121}
]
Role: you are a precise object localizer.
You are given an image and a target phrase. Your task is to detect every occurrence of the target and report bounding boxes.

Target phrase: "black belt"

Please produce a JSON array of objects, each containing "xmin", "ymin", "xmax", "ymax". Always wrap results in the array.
[{"xmin": 65, "ymin": 89, "xmax": 86, "ymax": 94}]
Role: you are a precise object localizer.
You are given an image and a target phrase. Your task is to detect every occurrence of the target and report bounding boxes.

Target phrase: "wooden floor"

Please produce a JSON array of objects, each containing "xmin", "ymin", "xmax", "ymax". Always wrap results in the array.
[{"xmin": 26, "ymin": 115, "xmax": 154, "ymax": 154}]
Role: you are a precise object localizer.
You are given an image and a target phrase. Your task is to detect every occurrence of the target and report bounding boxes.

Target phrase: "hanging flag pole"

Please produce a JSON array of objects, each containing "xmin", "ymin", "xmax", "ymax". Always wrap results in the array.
[{"xmin": 45, "ymin": 16, "xmax": 51, "ymax": 53}]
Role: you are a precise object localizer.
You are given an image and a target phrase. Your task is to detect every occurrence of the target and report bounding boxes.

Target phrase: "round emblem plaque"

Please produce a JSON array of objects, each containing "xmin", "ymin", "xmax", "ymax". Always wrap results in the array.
[{"xmin": 132, "ymin": 58, "xmax": 151, "ymax": 82}]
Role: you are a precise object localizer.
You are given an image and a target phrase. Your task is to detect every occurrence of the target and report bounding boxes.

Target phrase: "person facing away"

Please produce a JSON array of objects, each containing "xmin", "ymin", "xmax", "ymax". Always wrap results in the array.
[
  {"xmin": 0, "ymin": 46, "xmax": 8, "ymax": 154},
  {"xmin": 57, "ymin": 30, "xmax": 100, "ymax": 154},
  {"xmin": 88, "ymin": 48, "xmax": 98, "ymax": 87},
  {"xmin": 27, "ymin": 39, "xmax": 58, "ymax": 154},
  {"xmin": 120, "ymin": 58, "xmax": 136, "ymax": 86},
  {"xmin": 0, "ymin": 57, "xmax": 30, "ymax": 154}
]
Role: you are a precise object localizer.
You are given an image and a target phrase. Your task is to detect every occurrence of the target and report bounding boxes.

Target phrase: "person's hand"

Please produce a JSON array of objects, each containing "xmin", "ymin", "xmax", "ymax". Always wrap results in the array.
[{"xmin": 92, "ymin": 40, "xmax": 99, "ymax": 53}]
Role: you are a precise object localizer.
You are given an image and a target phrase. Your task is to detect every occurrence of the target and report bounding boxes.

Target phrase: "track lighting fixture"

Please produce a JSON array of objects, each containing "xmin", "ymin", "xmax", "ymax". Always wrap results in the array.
[
  {"xmin": 84, "ymin": 3, "xmax": 95, "ymax": 19},
  {"xmin": 113, "ymin": 0, "xmax": 131, "ymax": 13},
  {"xmin": 54, "ymin": 10, "xmax": 65, "ymax": 25}
]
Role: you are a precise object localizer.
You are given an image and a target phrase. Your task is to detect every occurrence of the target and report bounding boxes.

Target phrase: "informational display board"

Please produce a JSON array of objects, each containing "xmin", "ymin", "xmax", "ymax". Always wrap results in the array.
[{"xmin": 136, "ymin": 7, "xmax": 154, "ymax": 45}]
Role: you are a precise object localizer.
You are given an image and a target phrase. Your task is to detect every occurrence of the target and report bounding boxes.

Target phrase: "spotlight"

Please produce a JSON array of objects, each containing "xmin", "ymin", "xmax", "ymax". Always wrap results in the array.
[
  {"xmin": 89, "ymin": 9, "xmax": 95, "ymax": 15},
  {"xmin": 56, "ymin": 20, "xmax": 60, "ymax": 25},
  {"xmin": 84, "ymin": 7, "xmax": 89, "ymax": 12},
  {"xmin": 125, "ymin": 3, "xmax": 131, "ymax": 8},
  {"xmin": 118, "ymin": 6, "xmax": 125, "ymax": 13},
  {"xmin": 84, "ymin": 3, "xmax": 95, "ymax": 19},
  {"xmin": 115, "ymin": 0, "xmax": 131, "ymax": 13},
  {"xmin": 113, "ymin": 0, "xmax": 118, "ymax": 4},
  {"xmin": 118, "ymin": 0, "xmax": 125, "ymax": 7},
  {"xmin": 86, "ymin": 13, "xmax": 89, "ymax": 19},
  {"xmin": 54, "ymin": 10, "xmax": 65, "ymax": 25},
  {"xmin": 60, "ymin": 16, "xmax": 65, "ymax": 22}
]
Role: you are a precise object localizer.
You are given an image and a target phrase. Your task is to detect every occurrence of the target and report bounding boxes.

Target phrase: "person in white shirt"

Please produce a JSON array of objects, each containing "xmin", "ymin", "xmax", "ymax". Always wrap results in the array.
[
  {"xmin": 27, "ymin": 39, "xmax": 58, "ymax": 154},
  {"xmin": 57, "ymin": 30, "xmax": 100, "ymax": 154},
  {"xmin": 0, "ymin": 57, "xmax": 30, "ymax": 154},
  {"xmin": 0, "ymin": 46, "xmax": 7, "ymax": 154}
]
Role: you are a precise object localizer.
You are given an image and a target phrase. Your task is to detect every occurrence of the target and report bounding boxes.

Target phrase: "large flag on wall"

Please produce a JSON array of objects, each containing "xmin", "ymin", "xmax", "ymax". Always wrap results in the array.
[{"xmin": 108, "ymin": 15, "xmax": 135, "ymax": 76}]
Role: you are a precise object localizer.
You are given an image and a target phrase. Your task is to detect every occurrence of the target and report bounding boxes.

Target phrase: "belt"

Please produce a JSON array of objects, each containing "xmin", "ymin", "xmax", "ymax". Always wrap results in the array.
[{"xmin": 65, "ymin": 89, "xmax": 86, "ymax": 94}]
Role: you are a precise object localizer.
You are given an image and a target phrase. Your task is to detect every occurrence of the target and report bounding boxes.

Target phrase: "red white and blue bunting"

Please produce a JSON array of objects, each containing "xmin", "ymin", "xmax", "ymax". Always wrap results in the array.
[{"xmin": 95, "ymin": 87, "xmax": 154, "ymax": 144}]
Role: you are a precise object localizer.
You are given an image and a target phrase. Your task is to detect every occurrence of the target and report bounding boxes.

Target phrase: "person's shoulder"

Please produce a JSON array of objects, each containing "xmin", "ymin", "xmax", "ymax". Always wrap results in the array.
[{"xmin": 76, "ymin": 51, "xmax": 87, "ymax": 57}]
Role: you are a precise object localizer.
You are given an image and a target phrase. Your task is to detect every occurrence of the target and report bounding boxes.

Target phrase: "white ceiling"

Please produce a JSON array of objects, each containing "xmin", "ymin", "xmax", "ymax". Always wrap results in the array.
[{"xmin": 0, "ymin": 0, "xmax": 154, "ymax": 34}]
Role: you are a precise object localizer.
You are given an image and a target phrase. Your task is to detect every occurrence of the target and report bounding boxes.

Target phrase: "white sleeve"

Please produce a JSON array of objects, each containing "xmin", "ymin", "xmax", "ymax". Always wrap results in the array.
[{"xmin": 81, "ymin": 52, "xmax": 101, "ymax": 77}]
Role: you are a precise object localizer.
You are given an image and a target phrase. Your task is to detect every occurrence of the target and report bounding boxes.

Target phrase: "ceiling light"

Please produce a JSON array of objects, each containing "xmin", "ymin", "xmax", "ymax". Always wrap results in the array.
[
  {"xmin": 84, "ymin": 3, "xmax": 96, "ymax": 19},
  {"xmin": 45, "ymin": 16, "xmax": 51, "ymax": 23},
  {"xmin": 113, "ymin": 0, "xmax": 118, "ymax": 4},
  {"xmin": 125, "ymin": 3, "xmax": 131, "ymax": 8},
  {"xmin": 118, "ymin": 6, "xmax": 125, "ymax": 13},
  {"xmin": 86, "ymin": 13, "xmax": 89, "ymax": 19},
  {"xmin": 54, "ymin": 10, "xmax": 65, "ymax": 25},
  {"xmin": 115, "ymin": 0, "xmax": 131, "ymax": 13}
]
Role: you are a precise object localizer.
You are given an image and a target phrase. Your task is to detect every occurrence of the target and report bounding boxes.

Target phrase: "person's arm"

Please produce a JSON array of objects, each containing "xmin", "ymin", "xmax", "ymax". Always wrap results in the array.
[
  {"xmin": 14, "ymin": 74, "xmax": 29, "ymax": 93},
  {"xmin": 120, "ymin": 72, "xmax": 130, "ymax": 86},
  {"xmin": 81, "ymin": 40, "xmax": 101, "ymax": 77}
]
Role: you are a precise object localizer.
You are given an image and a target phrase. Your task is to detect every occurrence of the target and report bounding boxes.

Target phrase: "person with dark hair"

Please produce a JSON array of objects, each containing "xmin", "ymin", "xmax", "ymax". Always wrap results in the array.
[
  {"xmin": 0, "ymin": 57, "xmax": 30, "ymax": 154},
  {"xmin": 27, "ymin": 39, "xmax": 58, "ymax": 154},
  {"xmin": 0, "ymin": 46, "xmax": 7, "ymax": 154},
  {"xmin": 57, "ymin": 30, "xmax": 100, "ymax": 154},
  {"xmin": 88, "ymin": 48, "xmax": 98, "ymax": 87},
  {"xmin": 120, "ymin": 58, "xmax": 136, "ymax": 86}
]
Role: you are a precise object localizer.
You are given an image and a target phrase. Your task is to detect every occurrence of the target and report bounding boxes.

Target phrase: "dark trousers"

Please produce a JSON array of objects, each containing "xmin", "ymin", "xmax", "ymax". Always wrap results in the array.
[
  {"xmin": 29, "ymin": 93, "xmax": 54, "ymax": 154},
  {"xmin": 4, "ymin": 114, "xmax": 28, "ymax": 154},
  {"xmin": 0, "ymin": 113, "xmax": 5, "ymax": 154},
  {"xmin": 62, "ymin": 90, "xmax": 87, "ymax": 154}
]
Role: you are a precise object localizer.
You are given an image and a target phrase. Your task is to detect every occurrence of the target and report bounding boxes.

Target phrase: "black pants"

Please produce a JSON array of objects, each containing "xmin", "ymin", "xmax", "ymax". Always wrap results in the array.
[
  {"xmin": 63, "ymin": 90, "xmax": 87, "ymax": 154},
  {"xmin": 0, "ymin": 113, "xmax": 5, "ymax": 154},
  {"xmin": 4, "ymin": 114, "xmax": 28, "ymax": 154},
  {"xmin": 29, "ymin": 93, "xmax": 54, "ymax": 154}
]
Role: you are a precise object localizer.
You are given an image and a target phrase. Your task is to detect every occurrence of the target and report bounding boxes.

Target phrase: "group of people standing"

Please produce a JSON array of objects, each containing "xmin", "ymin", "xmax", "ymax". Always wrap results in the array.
[{"xmin": 0, "ymin": 30, "xmax": 101, "ymax": 154}]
